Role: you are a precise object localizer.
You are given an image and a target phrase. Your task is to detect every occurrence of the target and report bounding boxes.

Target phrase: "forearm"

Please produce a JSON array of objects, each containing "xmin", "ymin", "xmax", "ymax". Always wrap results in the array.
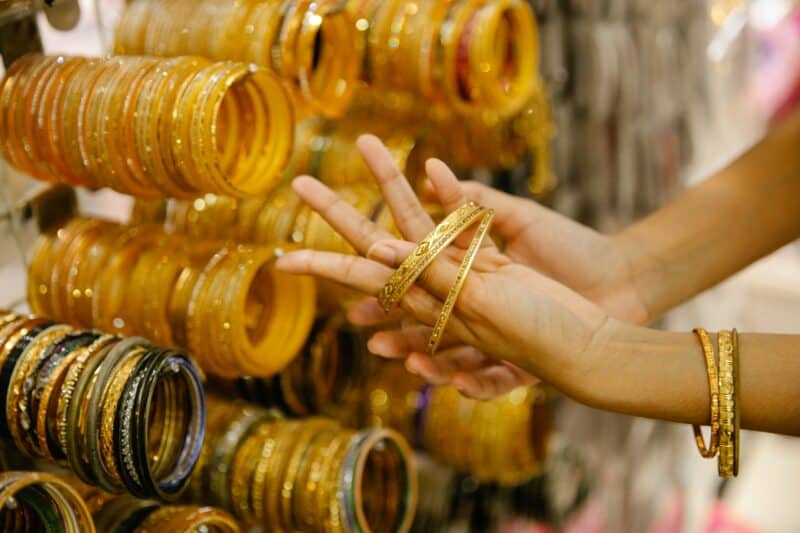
[
  {"xmin": 574, "ymin": 324, "xmax": 800, "ymax": 436},
  {"xmin": 618, "ymin": 107, "xmax": 800, "ymax": 320}
]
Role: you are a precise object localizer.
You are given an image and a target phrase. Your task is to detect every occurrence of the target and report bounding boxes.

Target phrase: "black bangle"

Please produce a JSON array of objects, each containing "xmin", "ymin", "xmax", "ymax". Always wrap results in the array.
[
  {"xmin": 0, "ymin": 322, "xmax": 55, "ymax": 439},
  {"xmin": 26, "ymin": 332, "xmax": 99, "ymax": 458},
  {"xmin": 116, "ymin": 347, "xmax": 161, "ymax": 498},
  {"xmin": 86, "ymin": 337, "xmax": 151, "ymax": 494},
  {"xmin": 65, "ymin": 338, "xmax": 114, "ymax": 485}
]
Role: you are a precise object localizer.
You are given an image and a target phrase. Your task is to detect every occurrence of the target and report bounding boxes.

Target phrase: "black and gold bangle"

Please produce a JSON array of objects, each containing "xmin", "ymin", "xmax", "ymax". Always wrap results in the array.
[
  {"xmin": 0, "ymin": 321, "xmax": 55, "ymax": 439},
  {"xmin": 65, "ymin": 336, "xmax": 116, "ymax": 486},
  {"xmin": 85, "ymin": 336, "xmax": 151, "ymax": 493},
  {"xmin": 24, "ymin": 331, "xmax": 99, "ymax": 458}
]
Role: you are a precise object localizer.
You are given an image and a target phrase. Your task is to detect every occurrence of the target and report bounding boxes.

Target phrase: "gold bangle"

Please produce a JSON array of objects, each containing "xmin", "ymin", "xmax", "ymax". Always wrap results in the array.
[
  {"xmin": 427, "ymin": 208, "xmax": 494, "ymax": 354},
  {"xmin": 692, "ymin": 328, "xmax": 720, "ymax": 459},
  {"xmin": 717, "ymin": 330, "xmax": 737, "ymax": 478},
  {"xmin": 732, "ymin": 329, "xmax": 741, "ymax": 476},
  {"xmin": 377, "ymin": 201, "xmax": 484, "ymax": 313}
]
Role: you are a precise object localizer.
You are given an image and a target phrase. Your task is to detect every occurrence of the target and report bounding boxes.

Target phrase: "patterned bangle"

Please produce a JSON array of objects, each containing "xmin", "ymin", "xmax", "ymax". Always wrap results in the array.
[{"xmin": 692, "ymin": 328, "xmax": 720, "ymax": 459}]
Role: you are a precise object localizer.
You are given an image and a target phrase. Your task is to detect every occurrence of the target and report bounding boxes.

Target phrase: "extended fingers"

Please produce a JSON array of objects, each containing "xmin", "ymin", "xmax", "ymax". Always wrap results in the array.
[
  {"xmin": 291, "ymin": 176, "xmax": 393, "ymax": 255},
  {"xmin": 277, "ymin": 249, "xmax": 445, "ymax": 327},
  {"xmin": 405, "ymin": 347, "xmax": 493, "ymax": 386},
  {"xmin": 425, "ymin": 159, "xmax": 496, "ymax": 250},
  {"xmin": 347, "ymin": 297, "xmax": 400, "ymax": 326},
  {"xmin": 276, "ymin": 249, "xmax": 390, "ymax": 294},
  {"xmin": 452, "ymin": 365, "xmax": 537, "ymax": 400},
  {"xmin": 357, "ymin": 134, "xmax": 435, "ymax": 241},
  {"xmin": 367, "ymin": 325, "xmax": 460, "ymax": 358},
  {"xmin": 366, "ymin": 238, "xmax": 486, "ymax": 310}
]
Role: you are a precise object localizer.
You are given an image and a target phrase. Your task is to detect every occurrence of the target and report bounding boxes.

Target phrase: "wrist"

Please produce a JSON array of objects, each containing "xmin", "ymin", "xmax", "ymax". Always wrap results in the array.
[
  {"xmin": 603, "ymin": 232, "xmax": 655, "ymax": 324},
  {"xmin": 567, "ymin": 322, "xmax": 703, "ymax": 423}
]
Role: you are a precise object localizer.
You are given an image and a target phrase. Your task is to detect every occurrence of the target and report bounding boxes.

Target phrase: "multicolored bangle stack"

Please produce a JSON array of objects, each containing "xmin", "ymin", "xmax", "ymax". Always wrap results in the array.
[
  {"xmin": 193, "ymin": 395, "xmax": 417, "ymax": 532},
  {"xmin": 0, "ymin": 311, "xmax": 205, "ymax": 500},
  {"xmin": 0, "ymin": 54, "xmax": 293, "ymax": 198},
  {"xmin": 27, "ymin": 217, "xmax": 316, "ymax": 379}
]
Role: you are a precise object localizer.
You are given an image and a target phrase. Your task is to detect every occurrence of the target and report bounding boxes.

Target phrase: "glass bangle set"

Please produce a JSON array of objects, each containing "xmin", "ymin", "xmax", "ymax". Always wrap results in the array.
[{"xmin": 0, "ymin": 312, "xmax": 204, "ymax": 500}]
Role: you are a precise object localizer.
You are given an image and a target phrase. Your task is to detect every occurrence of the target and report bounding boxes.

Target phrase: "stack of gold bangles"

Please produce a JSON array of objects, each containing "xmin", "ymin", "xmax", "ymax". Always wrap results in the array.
[
  {"xmin": 27, "ymin": 217, "xmax": 316, "ymax": 378},
  {"xmin": 350, "ymin": 0, "xmax": 537, "ymax": 117},
  {"xmin": 288, "ymin": 119, "xmax": 420, "ymax": 188},
  {"xmin": 115, "ymin": 0, "xmax": 362, "ymax": 118},
  {"xmin": 0, "ymin": 472, "xmax": 95, "ymax": 532},
  {"xmin": 237, "ymin": 314, "xmax": 370, "ymax": 421},
  {"xmin": 692, "ymin": 328, "xmax": 741, "ymax": 478},
  {"xmin": 193, "ymin": 395, "xmax": 417, "ymax": 532},
  {"xmin": 0, "ymin": 54, "xmax": 293, "ymax": 198},
  {"xmin": 378, "ymin": 201, "xmax": 494, "ymax": 354},
  {"xmin": 93, "ymin": 496, "xmax": 240, "ymax": 532},
  {"xmin": 134, "ymin": 184, "xmax": 398, "ymax": 256},
  {"xmin": 0, "ymin": 311, "xmax": 205, "ymax": 500},
  {"xmin": 418, "ymin": 385, "xmax": 548, "ymax": 485},
  {"xmin": 363, "ymin": 361, "xmax": 550, "ymax": 485}
]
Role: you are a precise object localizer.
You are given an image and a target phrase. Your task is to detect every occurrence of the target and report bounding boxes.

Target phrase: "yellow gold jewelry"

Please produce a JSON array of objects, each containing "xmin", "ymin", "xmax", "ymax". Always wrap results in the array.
[
  {"xmin": 378, "ymin": 201, "xmax": 484, "ymax": 312},
  {"xmin": 717, "ymin": 330, "xmax": 737, "ymax": 478},
  {"xmin": 732, "ymin": 329, "xmax": 741, "ymax": 476},
  {"xmin": 427, "ymin": 208, "xmax": 494, "ymax": 354},
  {"xmin": 692, "ymin": 328, "xmax": 720, "ymax": 459}
]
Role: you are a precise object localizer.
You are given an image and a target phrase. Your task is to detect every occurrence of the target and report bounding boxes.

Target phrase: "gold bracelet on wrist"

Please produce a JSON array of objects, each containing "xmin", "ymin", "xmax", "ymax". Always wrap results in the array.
[{"xmin": 692, "ymin": 328, "xmax": 720, "ymax": 459}]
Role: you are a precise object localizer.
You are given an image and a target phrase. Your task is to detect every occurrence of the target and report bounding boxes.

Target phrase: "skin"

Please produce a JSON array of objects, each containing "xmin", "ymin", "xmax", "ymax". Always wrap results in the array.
[{"xmin": 276, "ymin": 105, "xmax": 800, "ymax": 437}]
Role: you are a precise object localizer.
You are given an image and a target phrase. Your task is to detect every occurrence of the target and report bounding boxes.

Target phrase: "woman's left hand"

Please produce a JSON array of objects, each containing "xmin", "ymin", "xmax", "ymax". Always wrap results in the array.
[{"xmin": 276, "ymin": 135, "xmax": 620, "ymax": 400}]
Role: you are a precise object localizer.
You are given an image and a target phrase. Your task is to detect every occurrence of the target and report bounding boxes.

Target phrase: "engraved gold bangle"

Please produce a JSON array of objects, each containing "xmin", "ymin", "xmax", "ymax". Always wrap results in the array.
[
  {"xmin": 717, "ymin": 330, "xmax": 737, "ymax": 478},
  {"xmin": 378, "ymin": 201, "xmax": 484, "ymax": 313},
  {"xmin": 427, "ymin": 208, "xmax": 494, "ymax": 354},
  {"xmin": 692, "ymin": 328, "xmax": 720, "ymax": 459},
  {"xmin": 732, "ymin": 329, "xmax": 741, "ymax": 477}
]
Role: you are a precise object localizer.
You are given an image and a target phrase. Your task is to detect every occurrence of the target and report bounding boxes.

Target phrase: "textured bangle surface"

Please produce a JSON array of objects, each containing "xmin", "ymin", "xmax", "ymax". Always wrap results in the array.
[
  {"xmin": 692, "ymin": 328, "xmax": 720, "ymax": 458},
  {"xmin": 427, "ymin": 209, "xmax": 494, "ymax": 355},
  {"xmin": 378, "ymin": 201, "xmax": 483, "ymax": 313},
  {"xmin": 717, "ymin": 330, "xmax": 736, "ymax": 477}
]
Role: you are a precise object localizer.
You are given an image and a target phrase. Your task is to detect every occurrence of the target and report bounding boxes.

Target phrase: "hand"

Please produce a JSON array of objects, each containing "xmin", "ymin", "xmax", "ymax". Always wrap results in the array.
[
  {"xmin": 425, "ymin": 180, "xmax": 650, "ymax": 324},
  {"xmin": 276, "ymin": 135, "xmax": 622, "ymax": 399}
]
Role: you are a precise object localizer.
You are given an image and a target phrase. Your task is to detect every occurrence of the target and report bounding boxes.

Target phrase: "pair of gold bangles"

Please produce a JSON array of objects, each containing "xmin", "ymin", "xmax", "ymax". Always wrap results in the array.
[
  {"xmin": 693, "ymin": 328, "xmax": 741, "ymax": 478},
  {"xmin": 378, "ymin": 201, "xmax": 494, "ymax": 355}
]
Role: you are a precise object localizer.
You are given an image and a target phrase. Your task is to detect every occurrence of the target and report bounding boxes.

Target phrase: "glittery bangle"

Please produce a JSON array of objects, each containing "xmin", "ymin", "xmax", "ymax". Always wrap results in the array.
[{"xmin": 0, "ymin": 321, "xmax": 55, "ymax": 439}]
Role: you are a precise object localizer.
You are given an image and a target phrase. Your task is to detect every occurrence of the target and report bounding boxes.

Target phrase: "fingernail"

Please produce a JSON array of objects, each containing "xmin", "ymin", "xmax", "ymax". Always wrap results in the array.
[
  {"xmin": 368, "ymin": 243, "xmax": 396, "ymax": 266},
  {"xmin": 366, "ymin": 337, "xmax": 381, "ymax": 355}
]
